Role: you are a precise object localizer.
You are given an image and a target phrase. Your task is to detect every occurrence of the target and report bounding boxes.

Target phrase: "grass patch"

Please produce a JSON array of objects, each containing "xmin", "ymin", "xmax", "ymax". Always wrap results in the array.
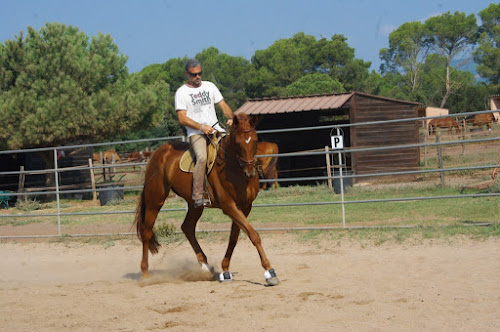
[
  {"xmin": 293, "ymin": 223, "xmax": 500, "ymax": 245},
  {"xmin": 2, "ymin": 181, "xmax": 498, "ymax": 241},
  {"xmin": 0, "ymin": 218, "xmax": 44, "ymax": 226}
]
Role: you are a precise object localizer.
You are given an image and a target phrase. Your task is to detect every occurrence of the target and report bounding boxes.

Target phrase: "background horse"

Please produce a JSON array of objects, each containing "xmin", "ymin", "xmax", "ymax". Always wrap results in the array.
[
  {"xmin": 428, "ymin": 117, "xmax": 461, "ymax": 135},
  {"xmin": 92, "ymin": 149, "xmax": 121, "ymax": 163},
  {"xmin": 464, "ymin": 113, "xmax": 496, "ymax": 131},
  {"xmin": 128, "ymin": 150, "xmax": 154, "ymax": 163},
  {"xmin": 134, "ymin": 113, "xmax": 279, "ymax": 286},
  {"xmin": 256, "ymin": 142, "xmax": 279, "ymax": 190}
]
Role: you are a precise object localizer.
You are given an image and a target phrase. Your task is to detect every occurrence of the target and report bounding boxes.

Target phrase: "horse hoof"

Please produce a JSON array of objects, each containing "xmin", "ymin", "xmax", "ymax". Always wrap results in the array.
[
  {"xmin": 265, "ymin": 269, "xmax": 279, "ymax": 286},
  {"xmin": 219, "ymin": 271, "xmax": 233, "ymax": 282}
]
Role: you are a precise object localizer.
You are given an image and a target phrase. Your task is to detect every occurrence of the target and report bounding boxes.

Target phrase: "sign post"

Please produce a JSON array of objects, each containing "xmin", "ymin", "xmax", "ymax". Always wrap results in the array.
[{"xmin": 331, "ymin": 129, "xmax": 346, "ymax": 228}]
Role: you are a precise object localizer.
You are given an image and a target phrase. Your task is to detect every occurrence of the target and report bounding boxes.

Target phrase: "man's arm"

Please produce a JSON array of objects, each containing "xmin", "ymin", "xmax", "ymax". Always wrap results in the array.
[
  {"xmin": 217, "ymin": 99, "xmax": 234, "ymax": 126},
  {"xmin": 177, "ymin": 110, "xmax": 214, "ymax": 135}
]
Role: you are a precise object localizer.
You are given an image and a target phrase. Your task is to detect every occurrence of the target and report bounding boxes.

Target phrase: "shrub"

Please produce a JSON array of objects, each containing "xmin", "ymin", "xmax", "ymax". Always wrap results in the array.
[{"xmin": 155, "ymin": 222, "xmax": 177, "ymax": 238}]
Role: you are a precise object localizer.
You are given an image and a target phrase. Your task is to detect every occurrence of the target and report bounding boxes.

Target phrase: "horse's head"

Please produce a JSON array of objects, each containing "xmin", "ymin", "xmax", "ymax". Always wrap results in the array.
[{"xmin": 231, "ymin": 113, "xmax": 258, "ymax": 178}]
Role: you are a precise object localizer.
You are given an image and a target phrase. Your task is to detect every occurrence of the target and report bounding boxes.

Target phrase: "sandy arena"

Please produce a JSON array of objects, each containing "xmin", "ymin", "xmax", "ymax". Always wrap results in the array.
[{"xmin": 1, "ymin": 234, "xmax": 499, "ymax": 331}]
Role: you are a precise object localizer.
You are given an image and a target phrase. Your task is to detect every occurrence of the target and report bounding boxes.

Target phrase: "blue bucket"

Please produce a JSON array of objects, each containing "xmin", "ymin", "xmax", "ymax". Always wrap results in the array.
[{"xmin": 98, "ymin": 184, "xmax": 124, "ymax": 206}]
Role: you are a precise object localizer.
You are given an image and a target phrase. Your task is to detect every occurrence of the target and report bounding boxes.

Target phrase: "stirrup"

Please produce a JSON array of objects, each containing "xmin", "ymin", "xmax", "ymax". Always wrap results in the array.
[{"xmin": 194, "ymin": 198, "xmax": 210, "ymax": 208}]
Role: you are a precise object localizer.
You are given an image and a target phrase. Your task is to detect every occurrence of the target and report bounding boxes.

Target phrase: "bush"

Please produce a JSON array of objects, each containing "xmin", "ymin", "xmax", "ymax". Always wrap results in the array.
[
  {"xmin": 155, "ymin": 222, "xmax": 177, "ymax": 238},
  {"xmin": 486, "ymin": 182, "xmax": 500, "ymax": 193}
]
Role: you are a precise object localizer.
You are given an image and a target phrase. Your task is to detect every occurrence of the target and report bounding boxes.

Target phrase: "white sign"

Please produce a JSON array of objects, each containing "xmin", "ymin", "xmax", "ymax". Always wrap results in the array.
[{"xmin": 331, "ymin": 135, "xmax": 344, "ymax": 150}]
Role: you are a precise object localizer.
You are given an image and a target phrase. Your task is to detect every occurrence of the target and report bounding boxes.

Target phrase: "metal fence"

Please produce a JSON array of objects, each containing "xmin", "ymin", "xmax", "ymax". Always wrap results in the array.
[{"xmin": 0, "ymin": 109, "xmax": 499, "ymax": 238}]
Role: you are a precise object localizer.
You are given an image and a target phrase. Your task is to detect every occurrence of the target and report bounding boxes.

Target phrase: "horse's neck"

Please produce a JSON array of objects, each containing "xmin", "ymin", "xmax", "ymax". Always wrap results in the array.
[{"xmin": 218, "ymin": 135, "xmax": 236, "ymax": 161}]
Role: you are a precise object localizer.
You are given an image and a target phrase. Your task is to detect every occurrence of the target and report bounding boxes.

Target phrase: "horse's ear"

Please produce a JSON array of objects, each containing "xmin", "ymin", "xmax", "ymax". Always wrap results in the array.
[
  {"xmin": 233, "ymin": 114, "xmax": 240, "ymax": 127},
  {"xmin": 250, "ymin": 115, "xmax": 258, "ymax": 127}
]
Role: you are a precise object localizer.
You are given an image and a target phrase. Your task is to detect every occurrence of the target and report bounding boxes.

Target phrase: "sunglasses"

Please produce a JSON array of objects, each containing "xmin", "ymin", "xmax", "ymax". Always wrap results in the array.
[{"xmin": 188, "ymin": 71, "xmax": 202, "ymax": 77}]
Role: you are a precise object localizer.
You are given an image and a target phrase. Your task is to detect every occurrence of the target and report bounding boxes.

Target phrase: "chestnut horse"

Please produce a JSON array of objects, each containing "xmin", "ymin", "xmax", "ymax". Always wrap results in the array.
[
  {"xmin": 428, "ymin": 117, "xmax": 461, "ymax": 135},
  {"xmin": 127, "ymin": 150, "xmax": 154, "ymax": 163},
  {"xmin": 464, "ymin": 113, "xmax": 496, "ymax": 131},
  {"xmin": 92, "ymin": 149, "xmax": 121, "ymax": 163},
  {"xmin": 256, "ymin": 142, "xmax": 279, "ymax": 190},
  {"xmin": 134, "ymin": 113, "xmax": 279, "ymax": 286}
]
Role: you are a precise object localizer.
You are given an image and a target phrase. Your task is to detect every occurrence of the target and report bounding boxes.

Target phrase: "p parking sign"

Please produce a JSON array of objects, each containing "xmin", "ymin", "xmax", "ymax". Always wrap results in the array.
[{"xmin": 331, "ymin": 135, "xmax": 344, "ymax": 150}]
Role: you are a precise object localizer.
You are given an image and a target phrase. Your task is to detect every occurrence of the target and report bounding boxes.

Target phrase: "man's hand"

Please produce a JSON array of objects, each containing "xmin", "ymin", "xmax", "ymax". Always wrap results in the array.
[{"xmin": 201, "ymin": 124, "xmax": 215, "ymax": 135}]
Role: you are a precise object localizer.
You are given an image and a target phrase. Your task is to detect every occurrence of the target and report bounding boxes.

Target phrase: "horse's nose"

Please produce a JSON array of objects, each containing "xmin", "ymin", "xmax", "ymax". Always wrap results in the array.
[{"xmin": 244, "ymin": 168, "xmax": 256, "ymax": 178}]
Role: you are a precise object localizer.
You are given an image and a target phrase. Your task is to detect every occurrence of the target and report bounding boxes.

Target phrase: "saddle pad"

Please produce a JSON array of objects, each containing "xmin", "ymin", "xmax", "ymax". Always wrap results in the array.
[{"xmin": 180, "ymin": 135, "xmax": 222, "ymax": 173}]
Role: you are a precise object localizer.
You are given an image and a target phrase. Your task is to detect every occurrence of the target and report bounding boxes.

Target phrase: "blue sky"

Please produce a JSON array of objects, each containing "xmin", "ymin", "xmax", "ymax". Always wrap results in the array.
[{"xmin": 0, "ymin": 0, "xmax": 495, "ymax": 73}]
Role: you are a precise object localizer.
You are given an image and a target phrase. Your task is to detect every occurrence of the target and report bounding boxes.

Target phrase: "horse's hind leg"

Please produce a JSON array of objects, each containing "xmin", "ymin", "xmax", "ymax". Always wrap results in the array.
[
  {"xmin": 138, "ymin": 182, "xmax": 169, "ymax": 279},
  {"xmin": 181, "ymin": 206, "xmax": 207, "ymax": 266}
]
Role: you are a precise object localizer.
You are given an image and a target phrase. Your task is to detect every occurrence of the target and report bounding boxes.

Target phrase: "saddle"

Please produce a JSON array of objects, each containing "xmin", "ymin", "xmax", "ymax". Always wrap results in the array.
[{"xmin": 179, "ymin": 133, "xmax": 223, "ymax": 173}]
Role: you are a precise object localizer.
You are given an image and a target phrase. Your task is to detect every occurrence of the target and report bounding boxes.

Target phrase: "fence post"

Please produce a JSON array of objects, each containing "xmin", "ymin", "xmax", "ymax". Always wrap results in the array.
[
  {"xmin": 423, "ymin": 120, "xmax": 428, "ymax": 167},
  {"xmin": 17, "ymin": 165, "xmax": 26, "ymax": 202},
  {"xmin": 140, "ymin": 165, "xmax": 145, "ymax": 181},
  {"xmin": 436, "ymin": 134, "xmax": 445, "ymax": 188},
  {"xmin": 461, "ymin": 120, "xmax": 466, "ymax": 156},
  {"xmin": 325, "ymin": 146, "xmax": 332, "ymax": 190},
  {"xmin": 111, "ymin": 153, "xmax": 116, "ymax": 176},
  {"xmin": 53, "ymin": 149, "xmax": 62, "ymax": 236},
  {"xmin": 88, "ymin": 158, "xmax": 97, "ymax": 202}
]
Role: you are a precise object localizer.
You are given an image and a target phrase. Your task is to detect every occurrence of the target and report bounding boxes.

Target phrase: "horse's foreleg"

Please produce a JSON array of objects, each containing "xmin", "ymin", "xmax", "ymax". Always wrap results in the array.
[
  {"xmin": 181, "ymin": 206, "xmax": 207, "ymax": 265},
  {"xmin": 221, "ymin": 205, "xmax": 279, "ymax": 285},
  {"xmin": 221, "ymin": 222, "xmax": 241, "ymax": 274}
]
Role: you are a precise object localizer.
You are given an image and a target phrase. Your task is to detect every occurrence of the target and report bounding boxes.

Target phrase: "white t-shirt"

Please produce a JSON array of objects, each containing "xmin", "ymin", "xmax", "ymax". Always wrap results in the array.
[{"xmin": 175, "ymin": 81, "xmax": 225, "ymax": 137}]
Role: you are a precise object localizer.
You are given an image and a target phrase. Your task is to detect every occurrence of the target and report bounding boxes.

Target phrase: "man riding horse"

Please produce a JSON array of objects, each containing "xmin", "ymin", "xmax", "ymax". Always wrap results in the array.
[{"xmin": 175, "ymin": 59, "xmax": 234, "ymax": 208}]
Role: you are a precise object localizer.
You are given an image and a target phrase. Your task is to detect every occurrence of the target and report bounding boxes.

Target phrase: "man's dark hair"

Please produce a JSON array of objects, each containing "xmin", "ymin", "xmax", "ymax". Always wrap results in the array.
[{"xmin": 185, "ymin": 58, "xmax": 201, "ymax": 72}]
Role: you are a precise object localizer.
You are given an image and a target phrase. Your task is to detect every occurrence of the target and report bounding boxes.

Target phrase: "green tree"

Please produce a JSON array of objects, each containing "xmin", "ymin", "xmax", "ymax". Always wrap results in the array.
[
  {"xmin": 417, "ymin": 54, "xmax": 479, "ymax": 112},
  {"xmin": 372, "ymin": 71, "xmax": 410, "ymax": 101},
  {"xmin": 379, "ymin": 21, "xmax": 430, "ymax": 94},
  {"xmin": 252, "ymin": 33, "xmax": 311, "ymax": 87},
  {"xmin": 0, "ymin": 23, "xmax": 166, "ymax": 186},
  {"xmin": 249, "ymin": 32, "xmax": 370, "ymax": 97},
  {"xmin": 311, "ymin": 34, "xmax": 371, "ymax": 91},
  {"xmin": 286, "ymin": 73, "xmax": 344, "ymax": 96},
  {"xmin": 425, "ymin": 11, "xmax": 479, "ymax": 107},
  {"xmin": 0, "ymin": 22, "xmax": 165, "ymax": 150},
  {"xmin": 474, "ymin": 3, "xmax": 500, "ymax": 89}
]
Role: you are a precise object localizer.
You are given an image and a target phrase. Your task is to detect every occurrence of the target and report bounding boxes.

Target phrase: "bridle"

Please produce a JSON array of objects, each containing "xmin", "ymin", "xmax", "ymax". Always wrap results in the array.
[
  {"xmin": 235, "ymin": 127, "xmax": 257, "ymax": 168},
  {"xmin": 217, "ymin": 127, "xmax": 257, "ymax": 170}
]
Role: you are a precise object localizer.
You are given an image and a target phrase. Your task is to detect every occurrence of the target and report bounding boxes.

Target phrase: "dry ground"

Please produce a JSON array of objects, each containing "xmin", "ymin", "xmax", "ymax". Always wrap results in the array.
[{"xmin": 1, "ymin": 233, "xmax": 499, "ymax": 331}]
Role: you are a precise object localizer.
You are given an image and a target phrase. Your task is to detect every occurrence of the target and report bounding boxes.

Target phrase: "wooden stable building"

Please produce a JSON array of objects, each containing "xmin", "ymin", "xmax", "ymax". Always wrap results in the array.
[
  {"xmin": 236, "ymin": 91, "xmax": 421, "ymax": 184},
  {"xmin": 490, "ymin": 95, "xmax": 500, "ymax": 121}
]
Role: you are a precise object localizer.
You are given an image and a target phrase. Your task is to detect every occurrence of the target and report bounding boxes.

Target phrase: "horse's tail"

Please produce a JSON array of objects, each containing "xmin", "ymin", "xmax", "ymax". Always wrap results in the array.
[
  {"xmin": 428, "ymin": 123, "xmax": 433, "ymax": 135},
  {"xmin": 134, "ymin": 189, "xmax": 160, "ymax": 254}
]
